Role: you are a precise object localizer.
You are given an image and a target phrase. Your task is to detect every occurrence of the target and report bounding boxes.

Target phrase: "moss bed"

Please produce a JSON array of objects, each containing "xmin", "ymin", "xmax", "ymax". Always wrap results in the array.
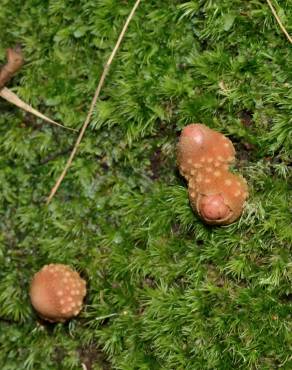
[{"xmin": 0, "ymin": 1, "xmax": 291, "ymax": 369}]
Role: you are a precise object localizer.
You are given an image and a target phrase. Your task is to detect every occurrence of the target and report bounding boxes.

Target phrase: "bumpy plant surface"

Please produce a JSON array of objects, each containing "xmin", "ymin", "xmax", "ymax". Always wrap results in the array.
[{"xmin": 0, "ymin": 1, "xmax": 291, "ymax": 369}]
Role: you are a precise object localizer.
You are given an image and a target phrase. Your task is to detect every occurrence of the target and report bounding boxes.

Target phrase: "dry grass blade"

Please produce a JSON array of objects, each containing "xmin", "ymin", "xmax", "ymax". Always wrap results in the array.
[
  {"xmin": 46, "ymin": 0, "xmax": 142, "ymax": 204},
  {"xmin": 0, "ymin": 87, "xmax": 77, "ymax": 132},
  {"xmin": 266, "ymin": 0, "xmax": 292, "ymax": 44}
]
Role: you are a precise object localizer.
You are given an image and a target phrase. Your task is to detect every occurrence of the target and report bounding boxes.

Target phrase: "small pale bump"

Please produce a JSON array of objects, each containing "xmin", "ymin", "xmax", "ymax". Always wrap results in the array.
[
  {"xmin": 204, "ymin": 178, "xmax": 211, "ymax": 184},
  {"xmin": 194, "ymin": 163, "xmax": 202, "ymax": 169},
  {"xmin": 60, "ymin": 299, "xmax": 65, "ymax": 305},
  {"xmin": 224, "ymin": 142, "xmax": 229, "ymax": 148},
  {"xmin": 207, "ymin": 158, "xmax": 213, "ymax": 163},
  {"xmin": 218, "ymin": 156, "xmax": 224, "ymax": 162},
  {"xmin": 64, "ymin": 286, "xmax": 71, "ymax": 294},
  {"xmin": 189, "ymin": 182, "xmax": 195, "ymax": 190},
  {"xmin": 214, "ymin": 171, "xmax": 221, "ymax": 177},
  {"xmin": 65, "ymin": 272, "xmax": 71, "ymax": 277},
  {"xmin": 225, "ymin": 179, "xmax": 232, "ymax": 186},
  {"xmin": 67, "ymin": 296, "xmax": 73, "ymax": 302},
  {"xmin": 190, "ymin": 192, "xmax": 196, "ymax": 198},
  {"xmin": 57, "ymin": 290, "xmax": 63, "ymax": 297},
  {"xmin": 214, "ymin": 162, "xmax": 221, "ymax": 167},
  {"xmin": 61, "ymin": 309, "xmax": 67, "ymax": 314},
  {"xmin": 200, "ymin": 157, "xmax": 206, "ymax": 163},
  {"xmin": 234, "ymin": 190, "xmax": 241, "ymax": 197},
  {"xmin": 62, "ymin": 278, "xmax": 69, "ymax": 284},
  {"xmin": 73, "ymin": 310, "xmax": 79, "ymax": 316},
  {"xmin": 187, "ymin": 159, "xmax": 192, "ymax": 165},
  {"xmin": 197, "ymin": 176, "xmax": 203, "ymax": 183},
  {"xmin": 190, "ymin": 169, "xmax": 196, "ymax": 176},
  {"xmin": 227, "ymin": 156, "xmax": 234, "ymax": 161},
  {"xmin": 206, "ymin": 167, "xmax": 212, "ymax": 173}
]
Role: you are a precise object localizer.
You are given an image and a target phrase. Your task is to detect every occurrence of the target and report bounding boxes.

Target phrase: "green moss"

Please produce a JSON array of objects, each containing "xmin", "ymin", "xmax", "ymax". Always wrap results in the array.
[{"xmin": 0, "ymin": 0, "xmax": 291, "ymax": 369}]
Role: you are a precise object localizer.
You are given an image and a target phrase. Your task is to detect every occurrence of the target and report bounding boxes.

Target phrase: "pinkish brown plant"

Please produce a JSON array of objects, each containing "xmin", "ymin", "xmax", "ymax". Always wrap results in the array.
[{"xmin": 177, "ymin": 124, "xmax": 248, "ymax": 225}]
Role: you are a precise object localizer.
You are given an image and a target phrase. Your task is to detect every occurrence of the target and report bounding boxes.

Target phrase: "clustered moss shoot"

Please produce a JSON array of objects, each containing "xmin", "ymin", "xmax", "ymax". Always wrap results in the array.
[{"xmin": 0, "ymin": 0, "xmax": 291, "ymax": 369}]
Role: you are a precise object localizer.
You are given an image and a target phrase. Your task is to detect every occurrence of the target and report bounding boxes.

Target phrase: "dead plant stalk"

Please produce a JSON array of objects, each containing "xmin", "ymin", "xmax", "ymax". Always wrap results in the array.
[{"xmin": 46, "ymin": 0, "xmax": 142, "ymax": 204}]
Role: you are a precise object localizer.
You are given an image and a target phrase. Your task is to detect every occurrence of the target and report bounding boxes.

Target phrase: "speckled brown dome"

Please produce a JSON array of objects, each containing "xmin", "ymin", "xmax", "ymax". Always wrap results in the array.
[
  {"xmin": 177, "ymin": 123, "xmax": 248, "ymax": 225},
  {"xmin": 30, "ymin": 264, "xmax": 86, "ymax": 322}
]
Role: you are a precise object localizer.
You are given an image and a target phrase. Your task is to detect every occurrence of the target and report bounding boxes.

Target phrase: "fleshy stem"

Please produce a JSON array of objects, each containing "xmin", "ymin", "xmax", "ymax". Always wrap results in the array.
[
  {"xmin": 0, "ymin": 46, "xmax": 24, "ymax": 89},
  {"xmin": 46, "ymin": 0, "xmax": 142, "ymax": 204}
]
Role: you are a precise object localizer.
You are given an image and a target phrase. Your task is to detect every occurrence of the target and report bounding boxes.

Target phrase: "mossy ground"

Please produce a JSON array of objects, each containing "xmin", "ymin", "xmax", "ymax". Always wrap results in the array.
[{"xmin": 0, "ymin": 1, "xmax": 291, "ymax": 369}]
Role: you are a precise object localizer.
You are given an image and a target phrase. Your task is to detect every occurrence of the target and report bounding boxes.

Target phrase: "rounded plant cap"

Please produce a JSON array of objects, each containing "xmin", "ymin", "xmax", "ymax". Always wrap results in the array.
[
  {"xmin": 198, "ymin": 194, "xmax": 231, "ymax": 223},
  {"xmin": 30, "ymin": 264, "xmax": 86, "ymax": 323},
  {"xmin": 181, "ymin": 124, "xmax": 205, "ymax": 145}
]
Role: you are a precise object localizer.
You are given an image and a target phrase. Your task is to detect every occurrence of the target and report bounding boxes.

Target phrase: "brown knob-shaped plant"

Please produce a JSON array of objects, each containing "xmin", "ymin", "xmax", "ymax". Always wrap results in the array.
[
  {"xmin": 30, "ymin": 264, "xmax": 87, "ymax": 322},
  {"xmin": 0, "ymin": 46, "xmax": 24, "ymax": 90},
  {"xmin": 177, "ymin": 124, "xmax": 248, "ymax": 225}
]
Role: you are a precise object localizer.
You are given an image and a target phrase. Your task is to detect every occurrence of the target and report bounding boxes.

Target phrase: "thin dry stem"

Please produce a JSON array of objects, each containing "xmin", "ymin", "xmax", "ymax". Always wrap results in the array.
[
  {"xmin": 266, "ymin": 0, "xmax": 292, "ymax": 44},
  {"xmin": 0, "ymin": 87, "xmax": 77, "ymax": 132},
  {"xmin": 46, "ymin": 0, "xmax": 142, "ymax": 204},
  {"xmin": 0, "ymin": 46, "xmax": 76, "ymax": 132}
]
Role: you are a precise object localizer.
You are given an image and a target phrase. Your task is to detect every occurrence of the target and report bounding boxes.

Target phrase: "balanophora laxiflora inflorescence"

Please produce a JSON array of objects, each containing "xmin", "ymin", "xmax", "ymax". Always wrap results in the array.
[
  {"xmin": 30, "ymin": 264, "xmax": 86, "ymax": 322},
  {"xmin": 177, "ymin": 124, "xmax": 248, "ymax": 225}
]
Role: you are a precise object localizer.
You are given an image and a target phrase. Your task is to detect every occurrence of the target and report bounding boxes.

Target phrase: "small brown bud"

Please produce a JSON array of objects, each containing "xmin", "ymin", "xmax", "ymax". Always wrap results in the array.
[{"xmin": 30, "ymin": 264, "xmax": 86, "ymax": 322}]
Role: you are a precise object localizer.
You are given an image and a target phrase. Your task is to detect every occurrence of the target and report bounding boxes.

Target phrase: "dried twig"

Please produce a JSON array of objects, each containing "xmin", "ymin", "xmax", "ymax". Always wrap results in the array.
[
  {"xmin": 266, "ymin": 0, "xmax": 292, "ymax": 44},
  {"xmin": 0, "ymin": 46, "xmax": 77, "ymax": 131},
  {"xmin": 46, "ymin": 0, "xmax": 142, "ymax": 204},
  {"xmin": 0, "ymin": 87, "xmax": 77, "ymax": 131},
  {"xmin": 39, "ymin": 147, "xmax": 73, "ymax": 165}
]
